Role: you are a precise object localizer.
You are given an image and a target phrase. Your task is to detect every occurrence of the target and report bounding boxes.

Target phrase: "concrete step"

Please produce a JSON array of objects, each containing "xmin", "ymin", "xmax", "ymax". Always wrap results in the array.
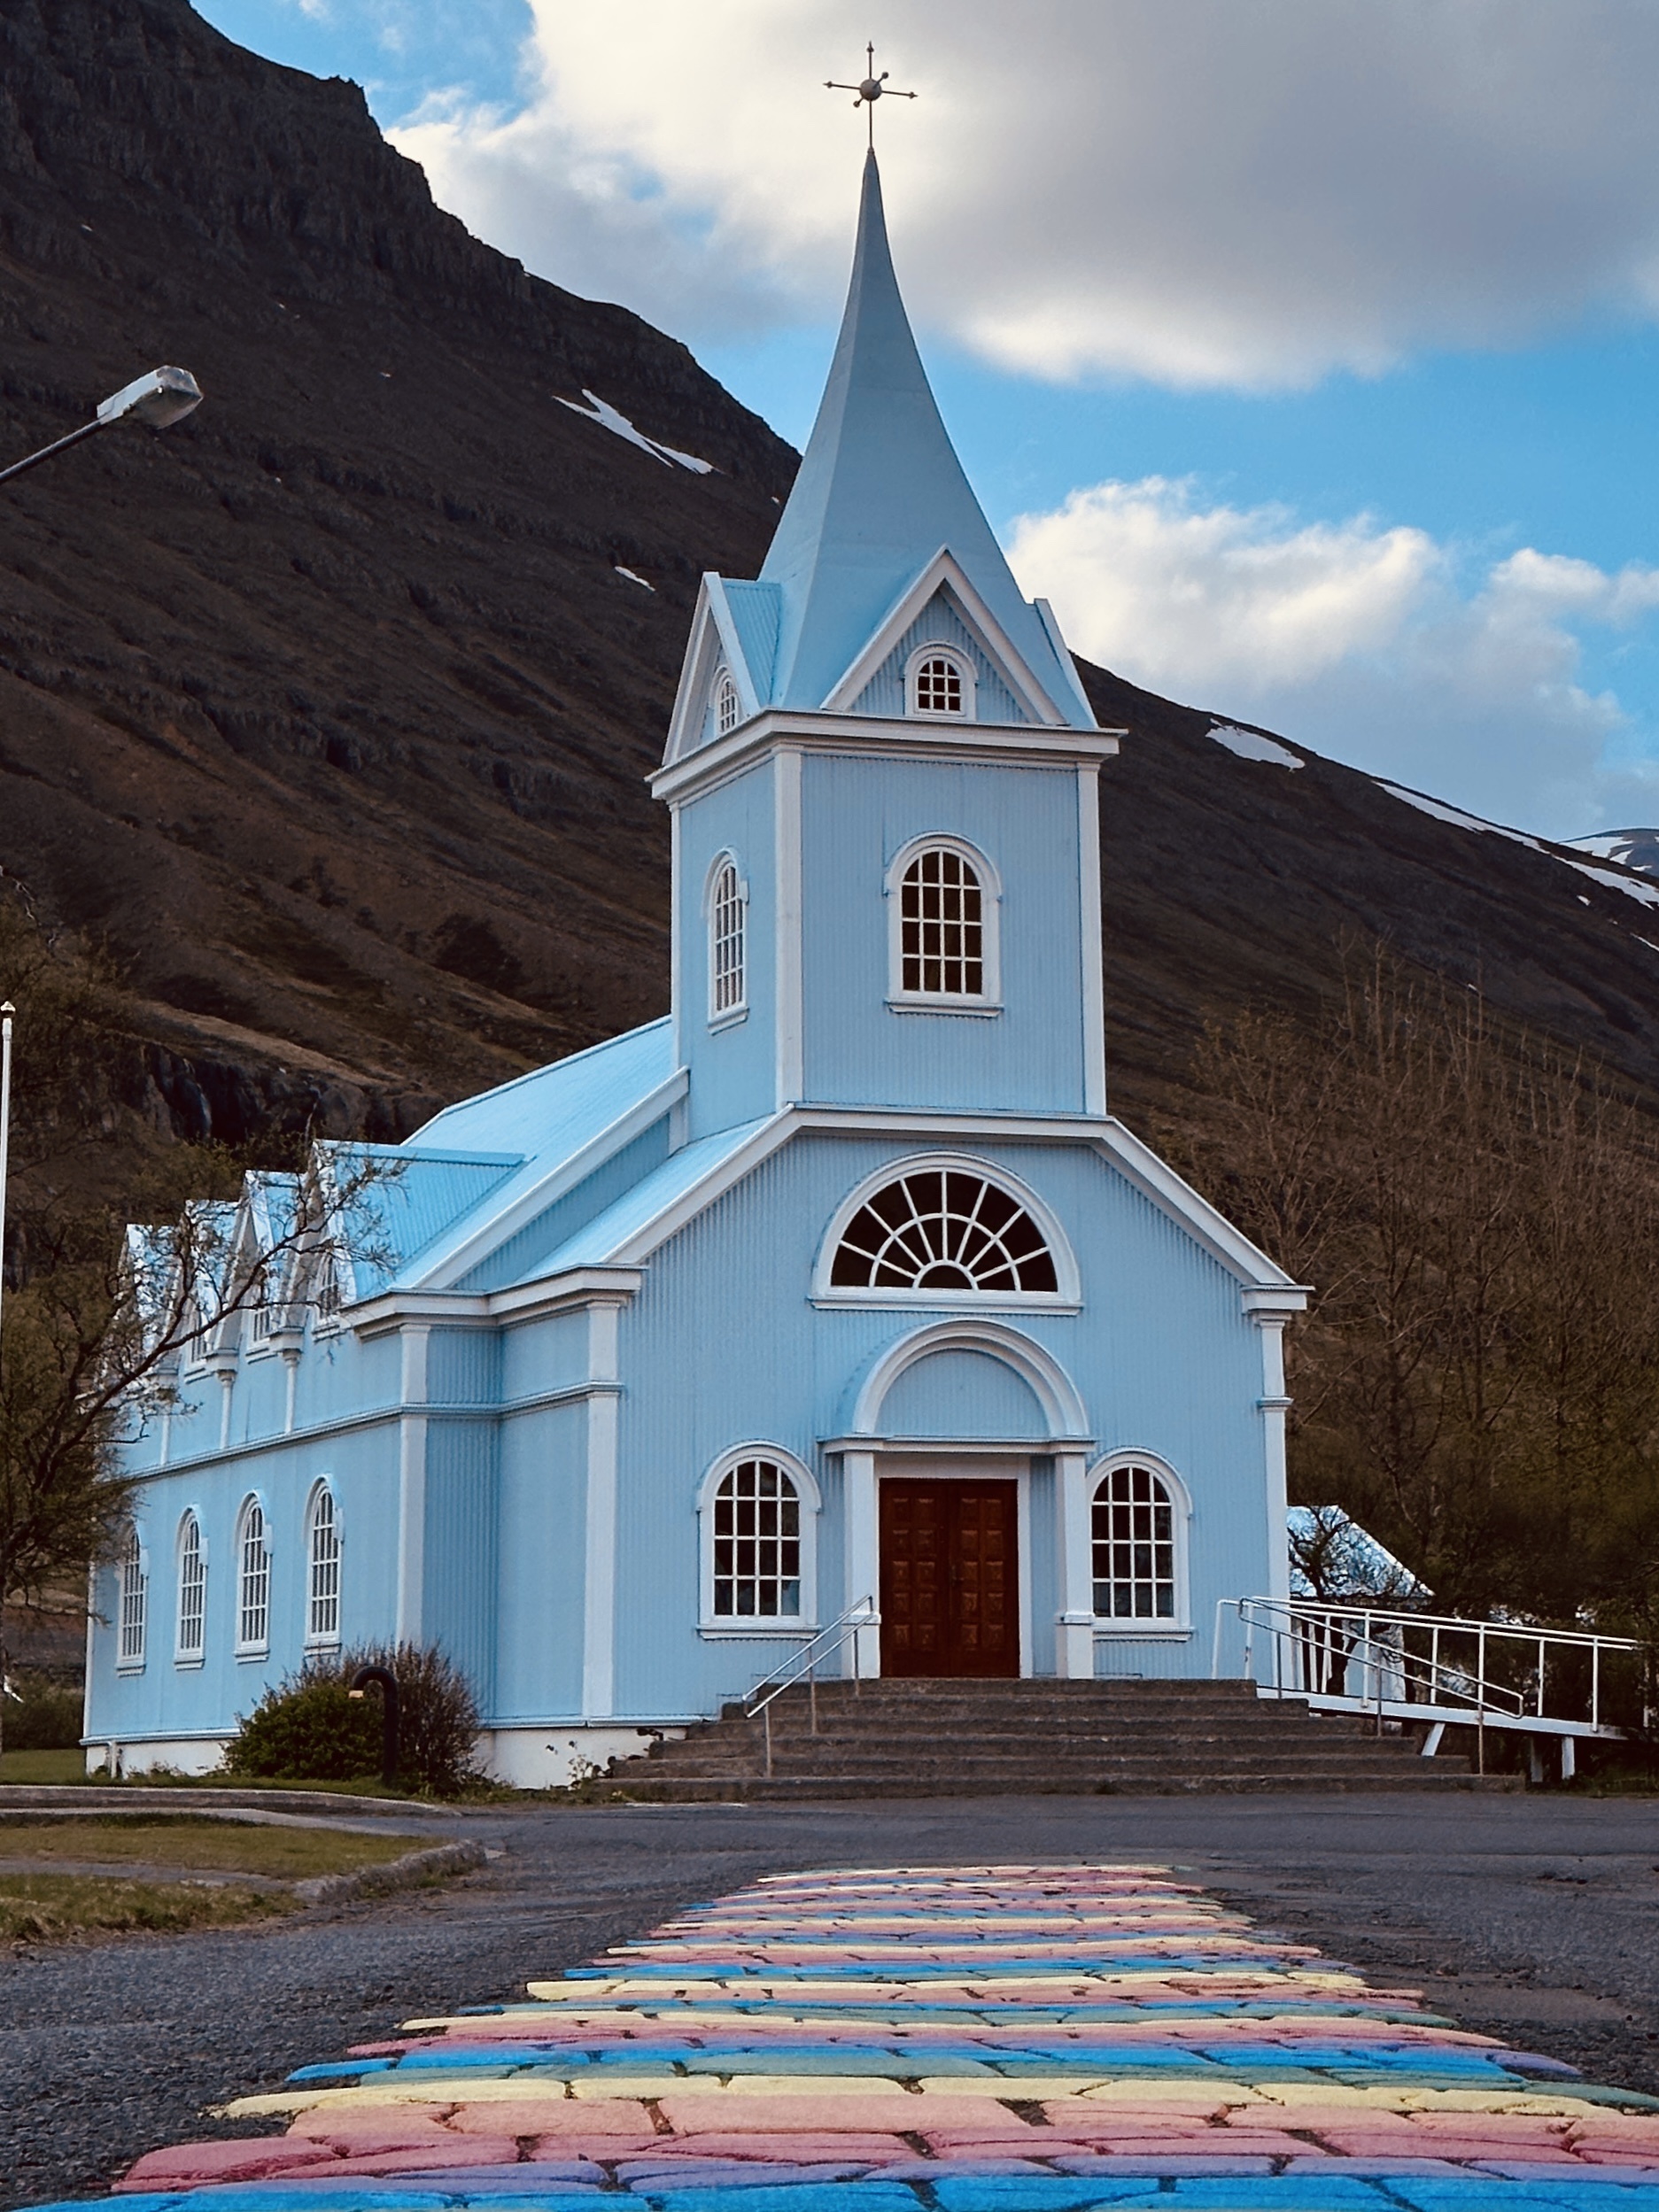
[{"xmin": 587, "ymin": 1768, "xmax": 1515, "ymax": 1801}]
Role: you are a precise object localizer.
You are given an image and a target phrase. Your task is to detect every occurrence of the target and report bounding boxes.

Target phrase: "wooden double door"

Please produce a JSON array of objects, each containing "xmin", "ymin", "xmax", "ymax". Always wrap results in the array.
[{"xmin": 880, "ymin": 1478, "xmax": 1019, "ymax": 1678}]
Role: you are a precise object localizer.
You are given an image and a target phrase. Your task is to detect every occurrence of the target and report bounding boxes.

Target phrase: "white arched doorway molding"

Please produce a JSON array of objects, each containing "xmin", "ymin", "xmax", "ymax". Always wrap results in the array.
[{"xmin": 848, "ymin": 1317, "xmax": 1089, "ymax": 1442}]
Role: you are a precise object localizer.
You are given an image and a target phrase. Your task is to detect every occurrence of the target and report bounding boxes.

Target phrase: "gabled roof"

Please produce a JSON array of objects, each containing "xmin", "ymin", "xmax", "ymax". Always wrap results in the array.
[{"xmin": 756, "ymin": 151, "xmax": 1094, "ymax": 728}]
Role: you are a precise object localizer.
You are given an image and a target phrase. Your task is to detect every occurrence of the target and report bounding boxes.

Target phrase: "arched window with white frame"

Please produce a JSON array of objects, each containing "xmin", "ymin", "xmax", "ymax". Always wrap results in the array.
[
  {"xmin": 306, "ymin": 1482, "xmax": 342, "ymax": 1646},
  {"xmin": 828, "ymin": 1165, "xmax": 1060, "ymax": 1295},
  {"xmin": 236, "ymin": 1496, "xmax": 270, "ymax": 1654},
  {"xmin": 699, "ymin": 1449, "xmax": 818, "ymax": 1629},
  {"xmin": 714, "ymin": 668, "xmax": 741, "ymax": 739},
  {"xmin": 706, "ymin": 852, "xmax": 747, "ymax": 1024},
  {"xmin": 1091, "ymin": 1459, "xmax": 1190, "ymax": 1626},
  {"xmin": 887, "ymin": 836, "xmax": 1002, "ymax": 1010},
  {"xmin": 907, "ymin": 643, "xmax": 974, "ymax": 721},
  {"xmin": 117, "ymin": 1524, "xmax": 147, "ymax": 1669},
  {"xmin": 175, "ymin": 1512, "xmax": 205, "ymax": 1663}
]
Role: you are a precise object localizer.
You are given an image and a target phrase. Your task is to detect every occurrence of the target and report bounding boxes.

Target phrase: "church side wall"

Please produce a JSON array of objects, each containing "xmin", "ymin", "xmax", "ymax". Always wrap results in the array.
[{"xmin": 604, "ymin": 1129, "xmax": 1273, "ymax": 1723}]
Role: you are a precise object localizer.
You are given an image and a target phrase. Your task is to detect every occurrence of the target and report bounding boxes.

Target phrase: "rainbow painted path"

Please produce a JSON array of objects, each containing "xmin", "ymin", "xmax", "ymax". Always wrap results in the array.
[{"xmin": 53, "ymin": 1862, "xmax": 1659, "ymax": 2209}]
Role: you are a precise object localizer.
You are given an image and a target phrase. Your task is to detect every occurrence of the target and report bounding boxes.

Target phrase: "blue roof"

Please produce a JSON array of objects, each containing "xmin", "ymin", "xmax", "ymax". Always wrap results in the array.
[
  {"xmin": 329, "ymin": 1019, "xmax": 686, "ymax": 1296},
  {"xmin": 757, "ymin": 151, "xmax": 1091, "ymax": 725},
  {"xmin": 502, "ymin": 1118, "xmax": 772, "ymax": 1283}
]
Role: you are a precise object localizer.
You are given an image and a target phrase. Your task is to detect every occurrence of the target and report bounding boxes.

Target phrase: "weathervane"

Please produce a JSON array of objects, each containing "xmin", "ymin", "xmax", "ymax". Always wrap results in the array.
[{"xmin": 826, "ymin": 43, "xmax": 916, "ymax": 148}]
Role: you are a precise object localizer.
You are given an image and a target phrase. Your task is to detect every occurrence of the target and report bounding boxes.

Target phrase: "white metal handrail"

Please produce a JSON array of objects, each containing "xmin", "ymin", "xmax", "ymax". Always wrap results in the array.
[
  {"xmin": 741, "ymin": 1594, "xmax": 879, "ymax": 1778},
  {"xmin": 1213, "ymin": 1595, "xmax": 1645, "ymax": 1758}
]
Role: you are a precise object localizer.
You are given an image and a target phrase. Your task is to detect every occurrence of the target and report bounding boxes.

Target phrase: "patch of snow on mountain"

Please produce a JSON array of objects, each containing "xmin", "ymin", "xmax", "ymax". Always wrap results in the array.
[
  {"xmin": 614, "ymin": 566, "xmax": 655, "ymax": 591},
  {"xmin": 1566, "ymin": 858, "xmax": 1659, "ymax": 908},
  {"xmin": 1210, "ymin": 723, "xmax": 1303, "ymax": 769},
  {"xmin": 1567, "ymin": 828, "xmax": 1659, "ymax": 878},
  {"xmin": 1379, "ymin": 784, "xmax": 1543, "ymax": 852},
  {"xmin": 558, "ymin": 390, "xmax": 715, "ymax": 473}
]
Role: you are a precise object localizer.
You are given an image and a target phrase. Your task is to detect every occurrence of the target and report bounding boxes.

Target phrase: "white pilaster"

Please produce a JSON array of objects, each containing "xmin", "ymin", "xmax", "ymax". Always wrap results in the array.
[
  {"xmin": 1076, "ymin": 764, "xmax": 1106, "ymax": 1116},
  {"xmin": 842, "ymin": 1448, "xmax": 880, "ymax": 1677},
  {"xmin": 582, "ymin": 1300, "xmax": 624, "ymax": 1719},
  {"xmin": 1054, "ymin": 1448, "xmax": 1096, "ymax": 1677},
  {"xmin": 1252, "ymin": 1314, "xmax": 1292, "ymax": 1603},
  {"xmin": 774, "ymin": 744, "xmax": 803, "ymax": 1109},
  {"xmin": 395, "ymin": 1323, "xmax": 430, "ymax": 1644}
]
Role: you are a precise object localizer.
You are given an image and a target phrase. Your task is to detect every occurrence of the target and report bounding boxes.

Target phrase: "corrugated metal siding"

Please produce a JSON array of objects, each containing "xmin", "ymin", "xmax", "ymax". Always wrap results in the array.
[
  {"xmin": 457, "ymin": 1122, "xmax": 671, "ymax": 1293},
  {"xmin": 429, "ymin": 1328, "xmax": 501, "ymax": 1405},
  {"xmin": 502, "ymin": 1311, "xmax": 589, "ymax": 1403},
  {"xmin": 1095, "ymin": 1639, "xmax": 1193, "ymax": 1681},
  {"xmin": 423, "ymin": 1419, "xmax": 498, "ymax": 1705},
  {"xmin": 800, "ymin": 753, "xmax": 1086, "ymax": 1113},
  {"xmin": 492, "ymin": 1400, "xmax": 588, "ymax": 1720},
  {"xmin": 725, "ymin": 579, "xmax": 781, "ymax": 700},
  {"xmin": 849, "ymin": 589, "xmax": 1028, "ymax": 724},
  {"xmin": 407, "ymin": 1019, "xmax": 672, "ymax": 1158},
  {"xmin": 681, "ymin": 756, "xmax": 778, "ymax": 1141},
  {"xmin": 351, "ymin": 1155, "xmax": 521, "ymax": 1295},
  {"xmin": 881, "ymin": 1350, "xmax": 1047, "ymax": 1439}
]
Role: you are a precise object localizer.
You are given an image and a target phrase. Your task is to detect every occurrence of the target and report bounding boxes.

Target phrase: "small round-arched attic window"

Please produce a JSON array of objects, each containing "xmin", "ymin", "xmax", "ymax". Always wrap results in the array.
[
  {"xmin": 715, "ymin": 671, "xmax": 740, "ymax": 737},
  {"xmin": 911, "ymin": 651, "xmax": 966, "ymax": 718}
]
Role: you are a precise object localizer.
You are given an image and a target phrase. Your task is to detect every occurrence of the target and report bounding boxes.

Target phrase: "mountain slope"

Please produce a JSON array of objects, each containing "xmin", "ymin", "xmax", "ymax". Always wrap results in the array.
[{"xmin": 4, "ymin": 0, "xmax": 1659, "ymax": 1156}]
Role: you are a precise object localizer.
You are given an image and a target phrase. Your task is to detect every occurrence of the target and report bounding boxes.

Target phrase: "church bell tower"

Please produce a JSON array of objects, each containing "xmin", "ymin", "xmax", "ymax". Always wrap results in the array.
[{"xmin": 652, "ymin": 151, "xmax": 1120, "ymax": 1142}]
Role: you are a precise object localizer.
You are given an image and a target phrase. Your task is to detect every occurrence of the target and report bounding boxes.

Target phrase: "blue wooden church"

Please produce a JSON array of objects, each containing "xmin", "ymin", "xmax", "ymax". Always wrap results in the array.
[{"xmin": 87, "ymin": 154, "xmax": 1306, "ymax": 1784}]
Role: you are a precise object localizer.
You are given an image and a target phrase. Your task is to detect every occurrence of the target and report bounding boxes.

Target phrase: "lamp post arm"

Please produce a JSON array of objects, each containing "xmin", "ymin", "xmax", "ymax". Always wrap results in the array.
[{"xmin": 0, "ymin": 420, "xmax": 105, "ymax": 487}]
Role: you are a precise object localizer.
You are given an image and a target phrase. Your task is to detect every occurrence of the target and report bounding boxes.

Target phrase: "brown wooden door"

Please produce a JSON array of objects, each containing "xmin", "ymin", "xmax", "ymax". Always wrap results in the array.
[{"xmin": 880, "ymin": 1479, "xmax": 1019, "ymax": 1677}]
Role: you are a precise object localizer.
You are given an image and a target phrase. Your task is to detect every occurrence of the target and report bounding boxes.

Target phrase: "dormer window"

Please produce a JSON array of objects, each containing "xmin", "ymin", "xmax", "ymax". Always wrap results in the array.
[
  {"xmin": 907, "ymin": 645, "xmax": 973, "ymax": 720},
  {"xmin": 715, "ymin": 670, "xmax": 740, "ymax": 738}
]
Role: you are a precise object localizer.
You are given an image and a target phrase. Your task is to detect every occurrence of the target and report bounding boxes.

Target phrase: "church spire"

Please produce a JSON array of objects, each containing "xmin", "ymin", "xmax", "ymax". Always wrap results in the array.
[{"xmin": 758, "ymin": 151, "xmax": 1091, "ymax": 725}]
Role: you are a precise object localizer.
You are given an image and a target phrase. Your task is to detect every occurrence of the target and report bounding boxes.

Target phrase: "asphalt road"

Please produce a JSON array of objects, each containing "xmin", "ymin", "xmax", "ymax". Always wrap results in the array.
[{"xmin": 3, "ymin": 1790, "xmax": 1656, "ymax": 2208}]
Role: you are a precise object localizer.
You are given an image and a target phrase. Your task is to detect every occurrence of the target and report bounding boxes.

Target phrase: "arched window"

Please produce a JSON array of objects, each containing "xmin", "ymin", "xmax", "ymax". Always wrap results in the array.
[
  {"xmin": 830, "ymin": 1168, "xmax": 1058, "ymax": 1293},
  {"xmin": 908, "ymin": 646, "xmax": 972, "ymax": 719},
  {"xmin": 1093, "ymin": 1464, "xmax": 1178, "ymax": 1620},
  {"xmin": 175, "ymin": 1512, "xmax": 205, "ymax": 1662},
  {"xmin": 117, "ymin": 1525, "xmax": 147, "ymax": 1668},
  {"xmin": 306, "ymin": 1485, "xmax": 341, "ymax": 1645},
  {"xmin": 708, "ymin": 856, "xmax": 747, "ymax": 1021},
  {"xmin": 714, "ymin": 670, "xmax": 741, "ymax": 738},
  {"xmin": 888, "ymin": 839, "xmax": 1001, "ymax": 1008},
  {"xmin": 703, "ymin": 1450, "xmax": 805, "ymax": 1628},
  {"xmin": 236, "ymin": 1497, "xmax": 269, "ymax": 1653}
]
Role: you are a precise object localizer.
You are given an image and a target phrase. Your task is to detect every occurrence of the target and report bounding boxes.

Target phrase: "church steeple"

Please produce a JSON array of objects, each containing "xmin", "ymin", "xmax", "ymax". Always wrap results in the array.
[{"xmin": 757, "ymin": 151, "xmax": 1094, "ymax": 727}]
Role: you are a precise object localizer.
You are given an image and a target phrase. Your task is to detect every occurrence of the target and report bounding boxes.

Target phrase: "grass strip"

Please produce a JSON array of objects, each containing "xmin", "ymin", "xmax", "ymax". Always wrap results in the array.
[
  {"xmin": 0, "ymin": 1817, "xmax": 423, "ymax": 1879},
  {"xmin": 0, "ymin": 1872, "xmax": 296, "ymax": 1942}
]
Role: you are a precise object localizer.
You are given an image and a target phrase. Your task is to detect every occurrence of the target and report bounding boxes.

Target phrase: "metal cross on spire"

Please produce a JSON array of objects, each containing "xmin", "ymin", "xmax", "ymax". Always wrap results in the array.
[{"xmin": 826, "ymin": 43, "xmax": 917, "ymax": 148}]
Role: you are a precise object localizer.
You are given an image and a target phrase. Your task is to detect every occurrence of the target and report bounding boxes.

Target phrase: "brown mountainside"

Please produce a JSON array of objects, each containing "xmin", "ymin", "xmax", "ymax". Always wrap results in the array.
[{"xmin": 4, "ymin": 0, "xmax": 1659, "ymax": 1164}]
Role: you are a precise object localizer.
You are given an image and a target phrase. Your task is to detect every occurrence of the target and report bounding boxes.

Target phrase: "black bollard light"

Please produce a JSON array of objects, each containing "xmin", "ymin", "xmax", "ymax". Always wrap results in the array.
[{"xmin": 348, "ymin": 1664, "xmax": 400, "ymax": 1789}]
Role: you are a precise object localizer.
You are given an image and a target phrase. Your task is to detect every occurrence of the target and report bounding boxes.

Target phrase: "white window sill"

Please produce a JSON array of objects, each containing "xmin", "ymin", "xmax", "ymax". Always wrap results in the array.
[
  {"xmin": 707, "ymin": 1006, "xmax": 748, "ymax": 1033},
  {"xmin": 234, "ymin": 1646, "xmax": 270, "ymax": 1663},
  {"xmin": 114, "ymin": 1662, "xmax": 146, "ymax": 1676},
  {"xmin": 305, "ymin": 1636, "xmax": 342, "ymax": 1652},
  {"xmin": 698, "ymin": 1623, "xmax": 818, "ymax": 1641},
  {"xmin": 813, "ymin": 1291, "xmax": 1079, "ymax": 1313},
  {"xmin": 173, "ymin": 1655, "xmax": 205, "ymax": 1671},
  {"xmin": 1093, "ymin": 1625, "xmax": 1193, "ymax": 1641},
  {"xmin": 888, "ymin": 996, "xmax": 1002, "ymax": 1019},
  {"xmin": 244, "ymin": 1343, "xmax": 279, "ymax": 1363}
]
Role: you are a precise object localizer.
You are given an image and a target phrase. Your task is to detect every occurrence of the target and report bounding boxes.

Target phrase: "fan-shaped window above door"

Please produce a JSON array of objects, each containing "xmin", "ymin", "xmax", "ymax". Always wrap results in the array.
[{"xmin": 829, "ymin": 1168, "xmax": 1058, "ymax": 1295}]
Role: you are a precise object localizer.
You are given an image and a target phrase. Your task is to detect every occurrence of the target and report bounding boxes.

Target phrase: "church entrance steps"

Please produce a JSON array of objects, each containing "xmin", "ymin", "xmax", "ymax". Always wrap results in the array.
[{"xmin": 581, "ymin": 1677, "xmax": 1518, "ymax": 1798}]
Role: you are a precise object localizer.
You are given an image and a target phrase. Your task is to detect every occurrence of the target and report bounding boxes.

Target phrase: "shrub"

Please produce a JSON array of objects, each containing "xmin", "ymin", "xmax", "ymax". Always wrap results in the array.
[
  {"xmin": 222, "ymin": 1674, "xmax": 382, "ymax": 1783},
  {"xmin": 3, "ymin": 1675, "xmax": 86, "ymax": 1751},
  {"xmin": 221, "ymin": 1642, "xmax": 483, "ymax": 1796}
]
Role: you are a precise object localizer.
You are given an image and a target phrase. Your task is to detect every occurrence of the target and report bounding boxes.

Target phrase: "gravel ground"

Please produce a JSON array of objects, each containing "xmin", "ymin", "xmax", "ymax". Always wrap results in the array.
[{"xmin": 3, "ymin": 1790, "xmax": 1656, "ymax": 2209}]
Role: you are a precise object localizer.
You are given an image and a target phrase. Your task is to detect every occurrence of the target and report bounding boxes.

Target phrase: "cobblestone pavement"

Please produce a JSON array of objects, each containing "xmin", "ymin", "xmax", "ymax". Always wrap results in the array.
[{"xmin": 4, "ymin": 1792, "xmax": 1658, "ymax": 2208}]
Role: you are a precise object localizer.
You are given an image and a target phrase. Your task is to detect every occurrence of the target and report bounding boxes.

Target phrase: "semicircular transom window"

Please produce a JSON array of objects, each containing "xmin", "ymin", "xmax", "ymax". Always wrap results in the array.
[{"xmin": 830, "ymin": 1169, "xmax": 1058, "ymax": 1294}]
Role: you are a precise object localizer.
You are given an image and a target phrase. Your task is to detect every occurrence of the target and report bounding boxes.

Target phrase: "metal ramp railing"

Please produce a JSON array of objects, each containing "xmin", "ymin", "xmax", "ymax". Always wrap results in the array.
[
  {"xmin": 1213, "ymin": 1596, "xmax": 1648, "ymax": 1777},
  {"xmin": 740, "ymin": 1594, "xmax": 880, "ymax": 1779}
]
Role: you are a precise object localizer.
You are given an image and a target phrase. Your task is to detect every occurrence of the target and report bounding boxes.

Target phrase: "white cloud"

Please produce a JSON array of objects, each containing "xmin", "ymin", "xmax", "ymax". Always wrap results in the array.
[
  {"xmin": 390, "ymin": 0, "xmax": 1659, "ymax": 388},
  {"xmin": 1005, "ymin": 478, "xmax": 1659, "ymax": 836}
]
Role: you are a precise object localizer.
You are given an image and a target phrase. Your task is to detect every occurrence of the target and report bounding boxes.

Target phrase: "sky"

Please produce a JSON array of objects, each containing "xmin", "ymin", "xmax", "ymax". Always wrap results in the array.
[{"xmin": 193, "ymin": 0, "xmax": 1659, "ymax": 840}]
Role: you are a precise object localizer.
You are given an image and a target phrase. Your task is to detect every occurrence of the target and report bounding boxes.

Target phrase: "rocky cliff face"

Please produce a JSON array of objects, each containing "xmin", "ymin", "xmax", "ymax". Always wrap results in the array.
[{"xmin": 3, "ymin": 0, "xmax": 1659, "ymax": 1162}]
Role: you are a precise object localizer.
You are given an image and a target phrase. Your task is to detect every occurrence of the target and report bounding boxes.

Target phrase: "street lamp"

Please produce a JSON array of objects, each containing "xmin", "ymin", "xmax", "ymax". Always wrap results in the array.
[{"xmin": 0, "ymin": 367, "xmax": 203, "ymax": 486}]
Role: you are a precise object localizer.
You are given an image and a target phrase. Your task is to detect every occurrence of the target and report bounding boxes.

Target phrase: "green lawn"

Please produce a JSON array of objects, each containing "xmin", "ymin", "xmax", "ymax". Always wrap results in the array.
[
  {"xmin": 0, "ymin": 1749, "xmax": 89, "ymax": 1784},
  {"xmin": 0, "ymin": 1873, "xmax": 294, "ymax": 1941},
  {"xmin": 0, "ymin": 1815, "xmax": 423, "ymax": 1879}
]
